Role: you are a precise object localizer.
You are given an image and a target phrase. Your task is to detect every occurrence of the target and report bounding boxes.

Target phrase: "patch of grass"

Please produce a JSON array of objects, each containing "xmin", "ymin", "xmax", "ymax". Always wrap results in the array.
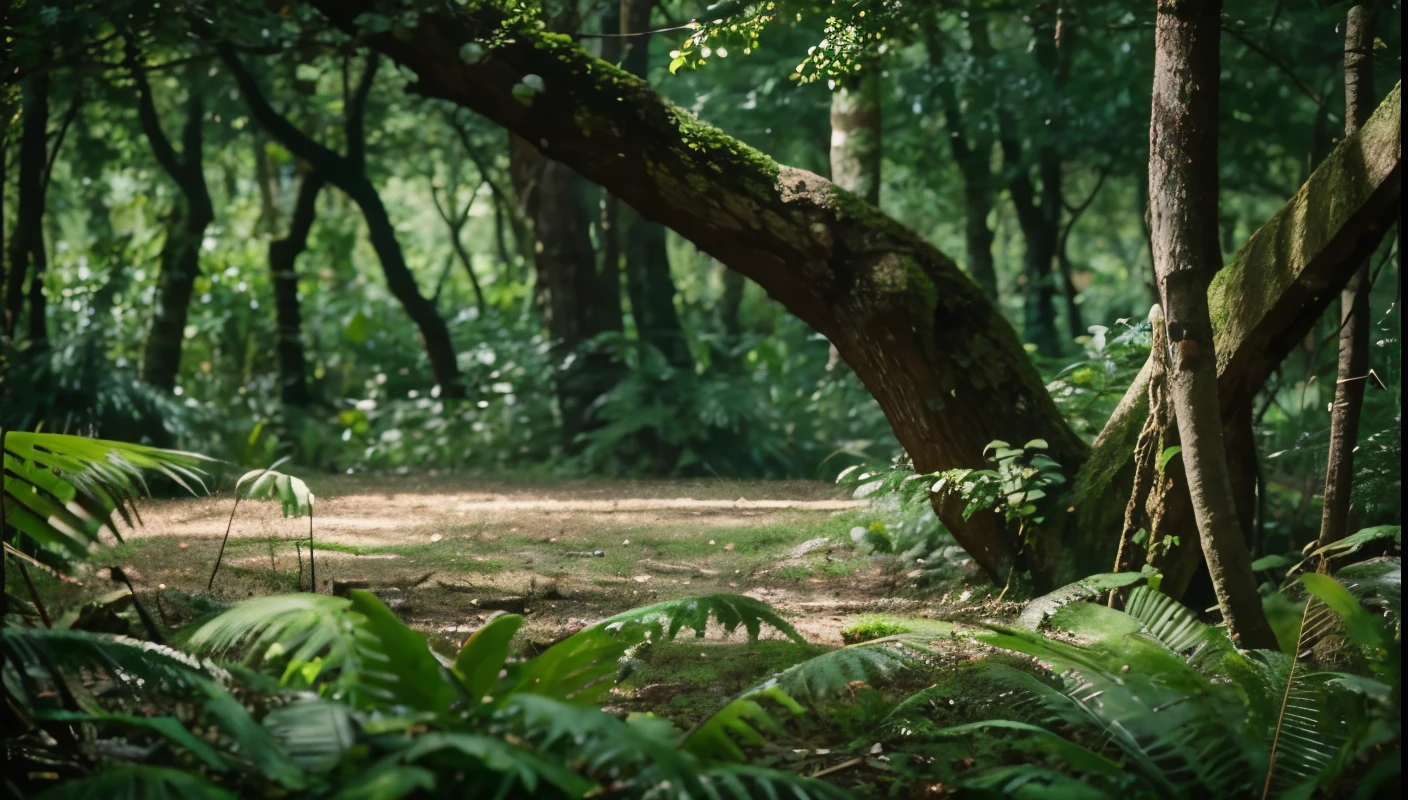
[
  {"xmin": 772, "ymin": 565, "xmax": 813, "ymax": 581},
  {"xmin": 840, "ymin": 616, "xmax": 912, "ymax": 644}
]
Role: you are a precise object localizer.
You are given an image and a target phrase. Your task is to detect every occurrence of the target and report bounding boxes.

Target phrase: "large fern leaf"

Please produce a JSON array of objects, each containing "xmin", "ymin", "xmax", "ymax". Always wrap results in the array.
[
  {"xmin": 180, "ymin": 593, "xmax": 357, "ymax": 686},
  {"xmin": 3, "ymin": 430, "xmax": 210, "ymax": 573}
]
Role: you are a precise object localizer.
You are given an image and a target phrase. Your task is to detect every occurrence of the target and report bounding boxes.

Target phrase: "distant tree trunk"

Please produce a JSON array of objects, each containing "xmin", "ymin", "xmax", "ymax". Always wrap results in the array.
[
  {"xmin": 930, "ymin": 17, "xmax": 998, "ymax": 299},
  {"xmin": 619, "ymin": 0, "xmax": 691, "ymax": 369},
  {"xmin": 1148, "ymin": 0, "xmax": 1275, "ymax": 648},
  {"xmin": 512, "ymin": 137, "xmax": 621, "ymax": 441},
  {"xmin": 1000, "ymin": 10, "xmax": 1068, "ymax": 357},
  {"xmin": 829, "ymin": 63, "xmax": 882, "ymax": 206},
  {"xmin": 1320, "ymin": 1, "xmax": 1379, "ymax": 545},
  {"xmin": 269, "ymin": 171, "xmax": 323, "ymax": 408},
  {"xmin": 5, "ymin": 74, "xmax": 48, "ymax": 342},
  {"xmin": 132, "ymin": 59, "xmax": 214, "ymax": 393},
  {"xmin": 219, "ymin": 47, "xmax": 467, "ymax": 398},
  {"xmin": 719, "ymin": 265, "xmax": 746, "ymax": 342},
  {"xmin": 253, "ymin": 136, "xmax": 281, "ymax": 237}
]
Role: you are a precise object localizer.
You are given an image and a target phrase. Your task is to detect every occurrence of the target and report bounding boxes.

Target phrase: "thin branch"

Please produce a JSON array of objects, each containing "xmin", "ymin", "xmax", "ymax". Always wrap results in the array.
[
  {"xmin": 1222, "ymin": 24, "xmax": 1324, "ymax": 107},
  {"xmin": 42, "ymin": 83, "xmax": 84, "ymax": 195},
  {"xmin": 127, "ymin": 42, "xmax": 186, "ymax": 185},
  {"xmin": 346, "ymin": 53, "xmax": 379, "ymax": 169}
]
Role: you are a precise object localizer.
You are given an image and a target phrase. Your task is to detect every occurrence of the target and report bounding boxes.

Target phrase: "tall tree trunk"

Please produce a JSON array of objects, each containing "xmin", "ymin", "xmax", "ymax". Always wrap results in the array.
[
  {"xmin": 269, "ymin": 172, "xmax": 323, "ymax": 408},
  {"xmin": 5, "ymin": 74, "xmax": 48, "ymax": 342},
  {"xmin": 315, "ymin": 0, "xmax": 1401, "ymax": 586},
  {"xmin": 1077, "ymin": 83, "xmax": 1401, "ymax": 592},
  {"xmin": 619, "ymin": 0, "xmax": 690, "ymax": 369},
  {"xmin": 999, "ymin": 12, "xmax": 1064, "ymax": 358},
  {"xmin": 512, "ymin": 137, "xmax": 619, "ymax": 441},
  {"xmin": 132, "ymin": 59, "xmax": 214, "ymax": 393},
  {"xmin": 1148, "ymin": 0, "xmax": 1275, "ymax": 648},
  {"xmin": 930, "ymin": 17, "xmax": 998, "ymax": 299},
  {"xmin": 218, "ymin": 47, "xmax": 467, "ymax": 398},
  {"xmin": 1319, "ymin": 1, "xmax": 1379, "ymax": 545}
]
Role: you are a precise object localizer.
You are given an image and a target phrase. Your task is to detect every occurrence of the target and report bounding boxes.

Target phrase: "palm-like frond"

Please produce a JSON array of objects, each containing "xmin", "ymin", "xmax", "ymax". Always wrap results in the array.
[
  {"xmin": 3, "ymin": 430, "xmax": 210, "ymax": 573},
  {"xmin": 682, "ymin": 686, "xmax": 803, "ymax": 762},
  {"xmin": 507, "ymin": 593, "xmax": 802, "ymax": 705},
  {"xmin": 2, "ymin": 626, "xmax": 219, "ymax": 711},
  {"xmin": 32, "ymin": 765, "xmax": 235, "ymax": 800},
  {"xmin": 180, "ymin": 593, "xmax": 356, "ymax": 685},
  {"xmin": 262, "ymin": 699, "xmax": 356, "ymax": 773},
  {"xmin": 1016, "ymin": 572, "xmax": 1146, "ymax": 630}
]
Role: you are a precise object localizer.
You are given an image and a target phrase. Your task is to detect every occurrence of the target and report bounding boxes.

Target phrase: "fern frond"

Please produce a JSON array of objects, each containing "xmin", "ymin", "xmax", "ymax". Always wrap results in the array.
[
  {"xmin": 597, "ymin": 593, "xmax": 805, "ymax": 643},
  {"xmin": 695, "ymin": 763, "xmax": 849, "ymax": 800},
  {"xmin": 497, "ymin": 694, "xmax": 706, "ymax": 795},
  {"xmin": 395, "ymin": 731, "xmax": 594, "ymax": 798},
  {"xmin": 508, "ymin": 594, "xmax": 801, "ymax": 705},
  {"xmin": 681, "ymin": 686, "xmax": 803, "ymax": 762},
  {"xmin": 772, "ymin": 639, "xmax": 917, "ymax": 703},
  {"xmin": 1016, "ymin": 572, "xmax": 1145, "ymax": 630},
  {"xmin": 181, "ymin": 593, "xmax": 358, "ymax": 684},
  {"xmin": 262, "ymin": 700, "xmax": 356, "ymax": 773}
]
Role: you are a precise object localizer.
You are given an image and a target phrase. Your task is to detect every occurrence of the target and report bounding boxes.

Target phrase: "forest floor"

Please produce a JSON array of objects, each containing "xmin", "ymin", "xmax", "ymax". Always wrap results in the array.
[{"xmin": 99, "ymin": 475, "xmax": 999, "ymax": 727}]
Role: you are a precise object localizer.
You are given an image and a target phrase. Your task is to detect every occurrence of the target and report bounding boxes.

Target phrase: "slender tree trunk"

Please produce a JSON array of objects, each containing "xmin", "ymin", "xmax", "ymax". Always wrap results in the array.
[
  {"xmin": 5, "ymin": 74, "xmax": 47, "ymax": 341},
  {"xmin": 930, "ymin": 17, "xmax": 998, "ymax": 299},
  {"xmin": 619, "ymin": 0, "xmax": 690, "ymax": 369},
  {"xmin": 1319, "ymin": 2, "xmax": 1379, "ymax": 545},
  {"xmin": 133, "ymin": 61, "xmax": 214, "ymax": 393},
  {"xmin": 219, "ymin": 47, "xmax": 466, "ymax": 397},
  {"xmin": 1148, "ymin": 0, "xmax": 1275, "ymax": 648},
  {"xmin": 269, "ymin": 172, "xmax": 323, "ymax": 408}
]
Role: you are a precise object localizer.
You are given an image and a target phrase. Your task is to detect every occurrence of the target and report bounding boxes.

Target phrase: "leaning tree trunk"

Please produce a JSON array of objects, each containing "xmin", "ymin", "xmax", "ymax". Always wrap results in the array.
[
  {"xmin": 313, "ymin": 0, "xmax": 1086, "ymax": 583},
  {"xmin": 1320, "ymin": 1, "xmax": 1379, "ymax": 545},
  {"xmin": 312, "ymin": 0, "xmax": 1401, "ymax": 587},
  {"xmin": 269, "ymin": 172, "xmax": 324, "ymax": 408},
  {"xmin": 1147, "ymin": 0, "xmax": 1275, "ymax": 648},
  {"xmin": 5, "ymin": 74, "xmax": 48, "ymax": 342}
]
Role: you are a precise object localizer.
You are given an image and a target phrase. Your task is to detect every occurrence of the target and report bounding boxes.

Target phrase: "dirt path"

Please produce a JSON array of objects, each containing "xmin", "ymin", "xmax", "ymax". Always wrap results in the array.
[{"xmin": 110, "ymin": 475, "xmax": 935, "ymax": 649}]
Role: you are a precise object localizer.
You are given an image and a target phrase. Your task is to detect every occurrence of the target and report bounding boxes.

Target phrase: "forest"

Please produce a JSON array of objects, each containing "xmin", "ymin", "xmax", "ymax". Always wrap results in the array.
[{"xmin": 0, "ymin": 0, "xmax": 1402, "ymax": 797}]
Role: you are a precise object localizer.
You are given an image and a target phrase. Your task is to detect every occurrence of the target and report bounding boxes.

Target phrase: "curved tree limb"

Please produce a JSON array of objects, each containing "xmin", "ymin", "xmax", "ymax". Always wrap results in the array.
[{"xmin": 307, "ymin": 0, "xmax": 1088, "ymax": 584}]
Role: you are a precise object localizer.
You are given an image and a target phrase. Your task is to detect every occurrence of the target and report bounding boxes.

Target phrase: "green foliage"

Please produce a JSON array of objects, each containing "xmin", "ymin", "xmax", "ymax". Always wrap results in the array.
[
  {"xmin": 2, "ymin": 430, "xmax": 210, "ymax": 574},
  {"xmin": 923, "ymin": 568, "xmax": 1402, "ymax": 799}
]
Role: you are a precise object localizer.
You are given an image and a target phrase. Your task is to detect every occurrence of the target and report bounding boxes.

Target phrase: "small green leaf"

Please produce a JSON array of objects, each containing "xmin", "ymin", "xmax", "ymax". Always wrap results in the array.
[
  {"xmin": 668, "ymin": 55, "xmax": 687, "ymax": 74},
  {"xmin": 1023, "ymin": 439, "xmax": 1049, "ymax": 450},
  {"xmin": 1158, "ymin": 446, "xmax": 1182, "ymax": 470}
]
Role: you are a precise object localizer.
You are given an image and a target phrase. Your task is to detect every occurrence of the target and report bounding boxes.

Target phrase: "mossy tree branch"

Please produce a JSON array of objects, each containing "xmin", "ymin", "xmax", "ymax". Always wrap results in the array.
[{"xmin": 307, "ymin": 0, "xmax": 1088, "ymax": 585}]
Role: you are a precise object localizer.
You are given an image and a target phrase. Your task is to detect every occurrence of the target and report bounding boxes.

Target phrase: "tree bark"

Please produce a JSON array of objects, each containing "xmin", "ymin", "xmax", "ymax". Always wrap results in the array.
[
  {"xmin": 132, "ymin": 59, "xmax": 214, "ymax": 393},
  {"xmin": 1319, "ymin": 1, "xmax": 1379, "ymax": 545},
  {"xmin": 5, "ymin": 74, "xmax": 48, "ymax": 342},
  {"xmin": 269, "ymin": 171, "xmax": 323, "ymax": 408},
  {"xmin": 217, "ymin": 46, "xmax": 468, "ymax": 398},
  {"xmin": 1148, "ymin": 0, "xmax": 1275, "ymax": 648}
]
